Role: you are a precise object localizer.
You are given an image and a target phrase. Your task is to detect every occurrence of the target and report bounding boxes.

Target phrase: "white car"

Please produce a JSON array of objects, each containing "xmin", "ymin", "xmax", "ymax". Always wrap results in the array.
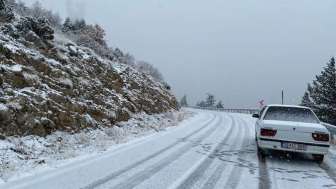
[{"xmin": 253, "ymin": 104, "xmax": 330, "ymax": 163}]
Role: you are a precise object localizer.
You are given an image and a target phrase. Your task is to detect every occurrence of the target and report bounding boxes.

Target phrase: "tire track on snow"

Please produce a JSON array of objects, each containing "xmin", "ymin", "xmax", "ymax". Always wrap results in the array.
[
  {"xmin": 111, "ymin": 115, "xmax": 223, "ymax": 189},
  {"xmin": 221, "ymin": 116, "xmax": 249, "ymax": 189},
  {"xmin": 175, "ymin": 114, "xmax": 236, "ymax": 189},
  {"xmin": 82, "ymin": 114, "xmax": 217, "ymax": 189}
]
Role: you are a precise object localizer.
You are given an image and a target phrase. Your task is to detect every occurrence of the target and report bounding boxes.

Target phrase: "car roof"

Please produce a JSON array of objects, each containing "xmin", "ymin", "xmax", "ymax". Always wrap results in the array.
[{"xmin": 266, "ymin": 104, "xmax": 310, "ymax": 109}]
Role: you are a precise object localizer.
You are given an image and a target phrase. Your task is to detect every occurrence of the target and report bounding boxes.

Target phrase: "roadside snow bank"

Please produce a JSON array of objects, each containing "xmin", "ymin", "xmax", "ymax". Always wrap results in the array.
[{"xmin": 0, "ymin": 110, "xmax": 193, "ymax": 182}]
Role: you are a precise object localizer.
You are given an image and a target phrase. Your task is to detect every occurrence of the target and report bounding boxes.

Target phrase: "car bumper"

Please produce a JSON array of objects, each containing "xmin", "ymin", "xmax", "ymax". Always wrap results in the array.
[{"xmin": 258, "ymin": 137, "xmax": 330, "ymax": 155}]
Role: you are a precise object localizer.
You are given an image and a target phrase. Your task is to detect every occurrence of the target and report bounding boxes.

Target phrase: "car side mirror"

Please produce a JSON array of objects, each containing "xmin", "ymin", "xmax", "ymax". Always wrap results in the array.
[{"xmin": 252, "ymin": 114, "xmax": 260, "ymax": 119}]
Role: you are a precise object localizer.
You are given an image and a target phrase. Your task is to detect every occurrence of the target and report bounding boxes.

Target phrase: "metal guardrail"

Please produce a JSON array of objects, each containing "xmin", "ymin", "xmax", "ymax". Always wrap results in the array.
[{"xmin": 189, "ymin": 106, "xmax": 259, "ymax": 114}]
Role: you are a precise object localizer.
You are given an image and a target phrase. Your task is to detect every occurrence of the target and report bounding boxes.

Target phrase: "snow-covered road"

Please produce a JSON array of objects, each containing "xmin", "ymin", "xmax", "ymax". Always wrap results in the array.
[{"xmin": 2, "ymin": 110, "xmax": 336, "ymax": 189}]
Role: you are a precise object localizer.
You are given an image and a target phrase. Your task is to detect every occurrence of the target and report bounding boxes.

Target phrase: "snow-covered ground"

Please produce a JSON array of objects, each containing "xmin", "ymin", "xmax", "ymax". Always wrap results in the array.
[
  {"xmin": 0, "ymin": 110, "xmax": 192, "ymax": 184},
  {"xmin": 1, "ymin": 109, "xmax": 336, "ymax": 189}
]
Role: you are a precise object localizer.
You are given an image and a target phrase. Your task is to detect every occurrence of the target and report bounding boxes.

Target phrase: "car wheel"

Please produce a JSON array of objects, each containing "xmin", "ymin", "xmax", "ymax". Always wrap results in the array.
[
  {"xmin": 313, "ymin": 154, "xmax": 324, "ymax": 164},
  {"xmin": 258, "ymin": 148, "xmax": 266, "ymax": 158},
  {"xmin": 257, "ymin": 143, "xmax": 266, "ymax": 157}
]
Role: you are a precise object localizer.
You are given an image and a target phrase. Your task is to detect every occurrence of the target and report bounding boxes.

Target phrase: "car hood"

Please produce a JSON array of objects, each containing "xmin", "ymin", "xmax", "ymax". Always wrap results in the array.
[{"xmin": 262, "ymin": 120, "xmax": 329, "ymax": 133}]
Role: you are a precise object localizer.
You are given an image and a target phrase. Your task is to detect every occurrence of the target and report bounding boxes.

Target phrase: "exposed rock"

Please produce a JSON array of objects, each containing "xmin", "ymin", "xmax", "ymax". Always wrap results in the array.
[
  {"xmin": 0, "ymin": 103, "xmax": 10, "ymax": 122},
  {"xmin": 30, "ymin": 120, "xmax": 47, "ymax": 137},
  {"xmin": 24, "ymin": 31, "xmax": 44, "ymax": 47}
]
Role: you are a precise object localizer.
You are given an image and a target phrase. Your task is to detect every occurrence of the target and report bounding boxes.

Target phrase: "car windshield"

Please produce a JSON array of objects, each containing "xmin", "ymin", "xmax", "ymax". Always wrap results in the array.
[{"xmin": 263, "ymin": 107, "xmax": 320, "ymax": 123}]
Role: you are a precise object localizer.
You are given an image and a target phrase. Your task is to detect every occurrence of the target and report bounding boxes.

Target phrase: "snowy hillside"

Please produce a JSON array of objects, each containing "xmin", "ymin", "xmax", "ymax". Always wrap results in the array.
[
  {"xmin": 0, "ymin": 0, "xmax": 181, "ymax": 182},
  {"xmin": 0, "ymin": 4, "xmax": 178, "ymax": 138}
]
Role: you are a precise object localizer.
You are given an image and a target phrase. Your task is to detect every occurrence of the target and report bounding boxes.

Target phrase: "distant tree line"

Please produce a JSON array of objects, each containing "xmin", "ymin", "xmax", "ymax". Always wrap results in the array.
[
  {"xmin": 194, "ymin": 94, "xmax": 224, "ymax": 109},
  {"xmin": 5, "ymin": 0, "xmax": 167, "ymax": 86},
  {"xmin": 301, "ymin": 57, "xmax": 336, "ymax": 125}
]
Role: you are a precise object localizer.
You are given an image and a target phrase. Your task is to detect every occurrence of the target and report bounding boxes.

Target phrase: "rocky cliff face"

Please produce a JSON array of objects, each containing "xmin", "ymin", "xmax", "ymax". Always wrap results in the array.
[{"xmin": 0, "ymin": 11, "xmax": 178, "ymax": 137}]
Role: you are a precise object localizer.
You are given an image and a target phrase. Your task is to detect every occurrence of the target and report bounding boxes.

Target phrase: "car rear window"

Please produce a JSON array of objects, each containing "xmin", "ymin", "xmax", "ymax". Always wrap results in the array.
[{"xmin": 263, "ymin": 107, "xmax": 320, "ymax": 123}]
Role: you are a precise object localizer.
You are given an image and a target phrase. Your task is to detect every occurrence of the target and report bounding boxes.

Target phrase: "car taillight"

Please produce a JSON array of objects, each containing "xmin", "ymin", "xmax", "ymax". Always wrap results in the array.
[
  {"xmin": 260, "ymin": 128, "xmax": 277, "ymax": 137},
  {"xmin": 312, "ymin": 133, "xmax": 329, "ymax": 142}
]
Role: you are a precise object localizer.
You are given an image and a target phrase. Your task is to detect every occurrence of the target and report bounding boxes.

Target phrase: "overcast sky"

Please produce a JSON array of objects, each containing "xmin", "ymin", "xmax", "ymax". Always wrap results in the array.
[{"xmin": 25, "ymin": 0, "xmax": 336, "ymax": 108}]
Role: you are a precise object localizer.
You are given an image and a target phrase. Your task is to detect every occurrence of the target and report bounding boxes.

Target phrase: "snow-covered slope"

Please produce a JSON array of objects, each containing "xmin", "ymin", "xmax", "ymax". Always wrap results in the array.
[
  {"xmin": 0, "ymin": 13, "xmax": 178, "ymax": 137},
  {"xmin": 0, "ymin": 110, "xmax": 191, "ymax": 183}
]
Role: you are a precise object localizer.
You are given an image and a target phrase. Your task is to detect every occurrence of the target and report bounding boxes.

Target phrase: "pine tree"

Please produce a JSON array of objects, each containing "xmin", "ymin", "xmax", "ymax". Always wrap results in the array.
[
  {"xmin": 180, "ymin": 95, "xmax": 188, "ymax": 107},
  {"xmin": 197, "ymin": 101, "xmax": 206, "ymax": 108},
  {"xmin": 302, "ymin": 57, "xmax": 336, "ymax": 124},
  {"xmin": 205, "ymin": 94, "xmax": 216, "ymax": 107},
  {"xmin": 62, "ymin": 17, "xmax": 74, "ymax": 32},
  {"xmin": 216, "ymin": 101, "xmax": 224, "ymax": 109},
  {"xmin": 73, "ymin": 19, "xmax": 86, "ymax": 31},
  {"xmin": 301, "ymin": 86, "xmax": 314, "ymax": 108},
  {"xmin": 114, "ymin": 48, "xmax": 124, "ymax": 59}
]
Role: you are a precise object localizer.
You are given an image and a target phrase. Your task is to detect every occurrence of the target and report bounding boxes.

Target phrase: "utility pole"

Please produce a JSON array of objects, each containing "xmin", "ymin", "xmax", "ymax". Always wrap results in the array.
[{"xmin": 281, "ymin": 89, "xmax": 284, "ymax": 105}]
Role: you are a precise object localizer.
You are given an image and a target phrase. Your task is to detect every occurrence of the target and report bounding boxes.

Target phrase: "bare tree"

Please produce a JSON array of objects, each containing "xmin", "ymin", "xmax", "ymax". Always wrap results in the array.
[{"xmin": 135, "ymin": 61, "xmax": 164, "ymax": 82}]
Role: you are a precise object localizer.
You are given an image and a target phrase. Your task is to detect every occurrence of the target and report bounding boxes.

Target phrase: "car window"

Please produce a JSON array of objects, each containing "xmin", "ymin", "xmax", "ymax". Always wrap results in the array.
[
  {"xmin": 259, "ymin": 107, "xmax": 266, "ymax": 118},
  {"xmin": 263, "ymin": 107, "xmax": 320, "ymax": 123}
]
